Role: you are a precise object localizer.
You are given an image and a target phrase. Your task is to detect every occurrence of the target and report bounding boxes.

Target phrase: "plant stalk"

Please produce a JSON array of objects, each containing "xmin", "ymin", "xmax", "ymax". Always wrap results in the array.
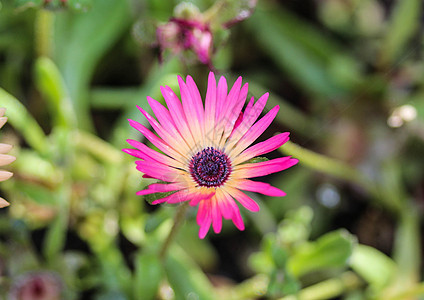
[{"xmin": 159, "ymin": 202, "xmax": 190, "ymax": 260}]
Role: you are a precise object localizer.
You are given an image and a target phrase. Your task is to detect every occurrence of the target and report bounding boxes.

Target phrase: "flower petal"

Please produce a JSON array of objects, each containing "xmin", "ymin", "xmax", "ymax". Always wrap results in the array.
[
  {"xmin": 128, "ymin": 119, "xmax": 184, "ymax": 160},
  {"xmin": 151, "ymin": 190, "xmax": 189, "ymax": 204},
  {"xmin": 215, "ymin": 76, "xmax": 228, "ymax": 131},
  {"xmin": 226, "ymin": 93, "xmax": 269, "ymax": 150},
  {"xmin": 124, "ymin": 139, "xmax": 185, "ymax": 169},
  {"xmin": 146, "ymin": 96, "xmax": 195, "ymax": 151},
  {"xmin": 228, "ymin": 105, "xmax": 279, "ymax": 158},
  {"xmin": 215, "ymin": 189, "xmax": 233, "ymax": 219},
  {"xmin": 135, "ymin": 160, "xmax": 185, "ymax": 183},
  {"xmin": 136, "ymin": 106, "xmax": 190, "ymax": 160},
  {"xmin": 188, "ymin": 188, "xmax": 216, "ymax": 206},
  {"xmin": 228, "ymin": 179, "xmax": 286, "ymax": 197},
  {"xmin": 233, "ymin": 157, "xmax": 299, "ymax": 178},
  {"xmin": 224, "ymin": 186, "xmax": 260, "ymax": 212},
  {"xmin": 0, "ymin": 170, "xmax": 13, "ymax": 182},
  {"xmin": 160, "ymin": 85, "xmax": 197, "ymax": 149},
  {"xmin": 0, "ymin": 143, "xmax": 13, "ymax": 154},
  {"xmin": 197, "ymin": 200, "xmax": 212, "ymax": 239},
  {"xmin": 0, "ymin": 197, "xmax": 9, "ymax": 208},
  {"xmin": 136, "ymin": 183, "xmax": 184, "ymax": 196},
  {"xmin": 178, "ymin": 76, "xmax": 203, "ymax": 150},
  {"xmin": 232, "ymin": 132, "xmax": 290, "ymax": 165},
  {"xmin": 0, "ymin": 154, "xmax": 15, "ymax": 166},
  {"xmin": 204, "ymin": 72, "xmax": 217, "ymax": 143},
  {"xmin": 0, "ymin": 117, "xmax": 7, "ymax": 129},
  {"xmin": 211, "ymin": 197, "xmax": 222, "ymax": 233}
]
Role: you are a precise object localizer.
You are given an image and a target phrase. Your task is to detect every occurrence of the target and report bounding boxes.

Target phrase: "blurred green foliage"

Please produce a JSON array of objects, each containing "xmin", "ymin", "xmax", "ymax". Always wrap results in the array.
[{"xmin": 1, "ymin": 0, "xmax": 424, "ymax": 299}]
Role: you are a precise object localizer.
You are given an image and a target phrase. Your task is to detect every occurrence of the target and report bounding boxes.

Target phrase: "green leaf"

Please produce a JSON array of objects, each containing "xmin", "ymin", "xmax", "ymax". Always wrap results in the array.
[
  {"xmin": 13, "ymin": 149, "xmax": 59, "ymax": 183},
  {"xmin": 90, "ymin": 88, "xmax": 140, "ymax": 109},
  {"xmin": 165, "ymin": 248, "xmax": 215, "ymax": 300},
  {"xmin": 381, "ymin": 0, "xmax": 422, "ymax": 65},
  {"xmin": 34, "ymin": 57, "xmax": 76, "ymax": 129},
  {"xmin": 43, "ymin": 210, "xmax": 68, "ymax": 262},
  {"xmin": 54, "ymin": 0, "xmax": 132, "ymax": 130},
  {"xmin": 246, "ymin": 4, "xmax": 347, "ymax": 98},
  {"xmin": 242, "ymin": 156, "xmax": 269, "ymax": 164},
  {"xmin": 14, "ymin": 0, "xmax": 43, "ymax": 9},
  {"xmin": 134, "ymin": 252, "xmax": 163, "ymax": 300},
  {"xmin": 95, "ymin": 290, "xmax": 127, "ymax": 300},
  {"xmin": 0, "ymin": 88, "xmax": 49, "ymax": 156},
  {"xmin": 145, "ymin": 209, "xmax": 171, "ymax": 233},
  {"xmin": 350, "ymin": 244, "xmax": 396, "ymax": 291},
  {"xmin": 67, "ymin": 0, "xmax": 92, "ymax": 12},
  {"xmin": 288, "ymin": 229, "xmax": 356, "ymax": 277},
  {"xmin": 14, "ymin": 182, "xmax": 57, "ymax": 206}
]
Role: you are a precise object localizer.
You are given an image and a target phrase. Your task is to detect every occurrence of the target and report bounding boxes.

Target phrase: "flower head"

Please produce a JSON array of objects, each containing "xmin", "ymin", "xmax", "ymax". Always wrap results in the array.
[
  {"xmin": 157, "ymin": 16, "xmax": 213, "ymax": 66},
  {"xmin": 124, "ymin": 73, "xmax": 298, "ymax": 238},
  {"xmin": 0, "ymin": 108, "xmax": 15, "ymax": 208},
  {"xmin": 9, "ymin": 271, "xmax": 63, "ymax": 300}
]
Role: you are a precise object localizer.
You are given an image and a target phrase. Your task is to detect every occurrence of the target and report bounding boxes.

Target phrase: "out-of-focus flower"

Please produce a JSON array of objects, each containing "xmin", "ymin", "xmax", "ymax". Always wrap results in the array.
[
  {"xmin": 123, "ymin": 73, "xmax": 298, "ymax": 238},
  {"xmin": 9, "ymin": 271, "xmax": 63, "ymax": 300},
  {"xmin": 152, "ymin": 1, "xmax": 257, "ymax": 67},
  {"xmin": 156, "ymin": 3, "xmax": 213, "ymax": 66},
  {"xmin": 0, "ymin": 108, "xmax": 15, "ymax": 208}
]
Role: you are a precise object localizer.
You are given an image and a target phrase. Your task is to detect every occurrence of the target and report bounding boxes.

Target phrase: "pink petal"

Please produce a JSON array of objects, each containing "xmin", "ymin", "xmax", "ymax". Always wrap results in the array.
[
  {"xmin": 233, "ymin": 157, "xmax": 299, "ymax": 178},
  {"xmin": 186, "ymin": 75, "xmax": 205, "ymax": 126},
  {"xmin": 225, "ymin": 197, "xmax": 245, "ymax": 231},
  {"xmin": 136, "ymin": 106, "xmax": 189, "ymax": 159},
  {"xmin": 224, "ymin": 186, "xmax": 260, "ymax": 212},
  {"xmin": 136, "ymin": 183, "xmax": 184, "ymax": 195},
  {"xmin": 160, "ymin": 85, "xmax": 197, "ymax": 148},
  {"xmin": 125, "ymin": 139, "xmax": 184, "ymax": 169},
  {"xmin": 233, "ymin": 132, "xmax": 290, "ymax": 165},
  {"xmin": 178, "ymin": 76, "xmax": 203, "ymax": 143},
  {"xmin": 188, "ymin": 189, "xmax": 216, "ymax": 206},
  {"xmin": 215, "ymin": 76, "xmax": 228, "ymax": 127},
  {"xmin": 135, "ymin": 160, "xmax": 183, "ymax": 182},
  {"xmin": 229, "ymin": 105, "xmax": 279, "ymax": 158},
  {"xmin": 216, "ymin": 189, "xmax": 233, "ymax": 219},
  {"xmin": 226, "ymin": 93, "xmax": 269, "ymax": 148},
  {"xmin": 228, "ymin": 179, "xmax": 286, "ymax": 197},
  {"xmin": 128, "ymin": 119, "xmax": 182, "ymax": 160},
  {"xmin": 151, "ymin": 190, "xmax": 189, "ymax": 204},
  {"xmin": 146, "ymin": 96, "xmax": 176, "ymax": 131},
  {"xmin": 197, "ymin": 200, "xmax": 212, "ymax": 239},
  {"xmin": 147, "ymin": 96, "xmax": 194, "ymax": 149},
  {"xmin": 230, "ymin": 96, "xmax": 254, "ymax": 137},
  {"xmin": 204, "ymin": 72, "xmax": 217, "ymax": 142},
  {"xmin": 219, "ymin": 78, "xmax": 243, "ymax": 145},
  {"xmin": 211, "ymin": 198, "xmax": 222, "ymax": 233},
  {"xmin": 196, "ymin": 199, "xmax": 209, "ymax": 224},
  {"xmin": 199, "ymin": 217, "xmax": 212, "ymax": 239}
]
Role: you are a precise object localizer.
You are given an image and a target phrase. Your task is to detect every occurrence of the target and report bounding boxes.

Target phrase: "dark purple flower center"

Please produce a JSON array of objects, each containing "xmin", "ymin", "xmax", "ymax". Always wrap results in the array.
[{"xmin": 189, "ymin": 147, "xmax": 231, "ymax": 187}]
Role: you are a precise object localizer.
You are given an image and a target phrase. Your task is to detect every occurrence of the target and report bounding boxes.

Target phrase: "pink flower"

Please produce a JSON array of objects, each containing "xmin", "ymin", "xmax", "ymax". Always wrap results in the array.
[
  {"xmin": 9, "ymin": 271, "xmax": 63, "ymax": 300},
  {"xmin": 157, "ymin": 18, "xmax": 213, "ymax": 66},
  {"xmin": 0, "ymin": 108, "xmax": 15, "ymax": 208},
  {"xmin": 123, "ymin": 73, "xmax": 298, "ymax": 238}
]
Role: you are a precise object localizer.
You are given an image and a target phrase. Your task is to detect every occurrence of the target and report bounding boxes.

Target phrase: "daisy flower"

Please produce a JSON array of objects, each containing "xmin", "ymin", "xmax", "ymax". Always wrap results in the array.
[
  {"xmin": 124, "ymin": 73, "xmax": 298, "ymax": 238},
  {"xmin": 0, "ymin": 108, "xmax": 15, "ymax": 208}
]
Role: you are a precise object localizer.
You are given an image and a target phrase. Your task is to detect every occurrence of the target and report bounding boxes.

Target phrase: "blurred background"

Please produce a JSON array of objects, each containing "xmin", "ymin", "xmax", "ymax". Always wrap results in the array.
[{"xmin": 0, "ymin": 0, "xmax": 424, "ymax": 299}]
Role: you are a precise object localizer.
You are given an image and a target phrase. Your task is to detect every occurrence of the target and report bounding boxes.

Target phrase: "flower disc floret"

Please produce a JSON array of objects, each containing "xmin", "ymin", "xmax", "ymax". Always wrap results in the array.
[{"xmin": 189, "ymin": 147, "xmax": 231, "ymax": 187}]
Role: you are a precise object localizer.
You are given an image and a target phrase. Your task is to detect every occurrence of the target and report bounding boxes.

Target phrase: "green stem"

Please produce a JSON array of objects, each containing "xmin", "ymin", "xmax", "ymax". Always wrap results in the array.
[
  {"xmin": 388, "ymin": 282, "xmax": 424, "ymax": 300},
  {"xmin": 35, "ymin": 9, "xmax": 55, "ymax": 58},
  {"xmin": 279, "ymin": 271, "xmax": 363, "ymax": 300},
  {"xmin": 279, "ymin": 141, "xmax": 387, "ymax": 208},
  {"xmin": 159, "ymin": 202, "xmax": 190, "ymax": 260}
]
